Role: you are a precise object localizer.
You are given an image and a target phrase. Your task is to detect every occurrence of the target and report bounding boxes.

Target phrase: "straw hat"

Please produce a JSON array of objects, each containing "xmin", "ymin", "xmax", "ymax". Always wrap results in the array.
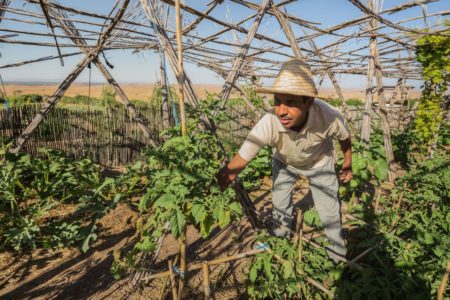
[{"xmin": 257, "ymin": 59, "xmax": 327, "ymax": 99}]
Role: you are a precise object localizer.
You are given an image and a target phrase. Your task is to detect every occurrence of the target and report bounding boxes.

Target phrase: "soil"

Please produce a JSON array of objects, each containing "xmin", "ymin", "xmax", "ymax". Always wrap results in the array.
[{"xmin": 0, "ymin": 177, "xmax": 311, "ymax": 300}]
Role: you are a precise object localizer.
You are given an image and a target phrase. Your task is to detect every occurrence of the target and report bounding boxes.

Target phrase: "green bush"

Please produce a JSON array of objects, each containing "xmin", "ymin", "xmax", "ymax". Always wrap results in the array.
[
  {"xmin": 346, "ymin": 98, "xmax": 364, "ymax": 107},
  {"xmin": 6, "ymin": 94, "xmax": 44, "ymax": 106},
  {"xmin": 329, "ymin": 98, "xmax": 343, "ymax": 107}
]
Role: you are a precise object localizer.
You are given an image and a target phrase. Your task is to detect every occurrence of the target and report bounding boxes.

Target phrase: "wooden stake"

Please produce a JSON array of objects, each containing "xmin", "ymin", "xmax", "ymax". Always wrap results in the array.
[
  {"xmin": 202, "ymin": 262, "xmax": 211, "ymax": 300},
  {"xmin": 177, "ymin": 228, "xmax": 187, "ymax": 300},
  {"xmin": 437, "ymin": 261, "xmax": 450, "ymax": 300},
  {"xmin": 293, "ymin": 210, "xmax": 302, "ymax": 244},
  {"xmin": 168, "ymin": 259, "xmax": 178, "ymax": 300},
  {"xmin": 175, "ymin": 0, "xmax": 186, "ymax": 136},
  {"xmin": 158, "ymin": 276, "xmax": 169, "ymax": 300},
  {"xmin": 373, "ymin": 188, "xmax": 381, "ymax": 213},
  {"xmin": 298, "ymin": 211, "xmax": 304, "ymax": 265}
]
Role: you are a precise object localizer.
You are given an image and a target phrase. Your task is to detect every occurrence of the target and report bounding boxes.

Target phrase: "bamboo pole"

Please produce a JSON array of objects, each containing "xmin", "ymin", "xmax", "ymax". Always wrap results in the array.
[
  {"xmin": 177, "ymin": 228, "xmax": 186, "ymax": 300},
  {"xmin": 141, "ymin": 247, "xmax": 265, "ymax": 281},
  {"xmin": 160, "ymin": 46, "xmax": 170, "ymax": 132},
  {"xmin": 175, "ymin": 0, "xmax": 186, "ymax": 136},
  {"xmin": 168, "ymin": 259, "xmax": 178, "ymax": 300},
  {"xmin": 437, "ymin": 261, "xmax": 450, "ymax": 300},
  {"xmin": 217, "ymin": 0, "xmax": 271, "ymax": 108},
  {"xmin": 370, "ymin": 1, "xmax": 396, "ymax": 183},
  {"xmin": 48, "ymin": 7, "xmax": 160, "ymax": 147},
  {"xmin": 202, "ymin": 262, "xmax": 211, "ymax": 300},
  {"xmin": 9, "ymin": 0, "xmax": 131, "ymax": 153},
  {"xmin": 298, "ymin": 210, "xmax": 303, "ymax": 265},
  {"xmin": 360, "ymin": 1, "xmax": 376, "ymax": 144}
]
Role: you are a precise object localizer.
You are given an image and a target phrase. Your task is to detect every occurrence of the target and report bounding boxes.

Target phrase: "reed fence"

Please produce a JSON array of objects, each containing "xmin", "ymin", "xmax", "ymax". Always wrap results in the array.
[
  {"xmin": 0, "ymin": 104, "xmax": 258, "ymax": 166},
  {"xmin": 0, "ymin": 104, "xmax": 411, "ymax": 166}
]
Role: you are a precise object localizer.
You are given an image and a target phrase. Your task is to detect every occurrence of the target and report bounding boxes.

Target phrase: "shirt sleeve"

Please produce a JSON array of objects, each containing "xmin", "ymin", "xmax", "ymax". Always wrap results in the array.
[
  {"xmin": 330, "ymin": 111, "xmax": 351, "ymax": 141},
  {"xmin": 238, "ymin": 114, "xmax": 273, "ymax": 161}
]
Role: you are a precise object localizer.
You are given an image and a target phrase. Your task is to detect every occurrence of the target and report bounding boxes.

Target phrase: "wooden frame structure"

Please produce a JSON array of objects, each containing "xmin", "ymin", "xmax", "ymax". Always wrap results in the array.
[{"xmin": 0, "ymin": 0, "xmax": 448, "ymax": 297}]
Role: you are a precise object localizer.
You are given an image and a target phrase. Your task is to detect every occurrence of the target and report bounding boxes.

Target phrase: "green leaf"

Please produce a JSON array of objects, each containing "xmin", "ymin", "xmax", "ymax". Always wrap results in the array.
[
  {"xmin": 262, "ymin": 254, "xmax": 274, "ymax": 280},
  {"xmin": 349, "ymin": 179, "xmax": 358, "ymax": 189},
  {"xmin": 154, "ymin": 194, "xmax": 177, "ymax": 209},
  {"xmin": 249, "ymin": 259, "xmax": 261, "ymax": 282},
  {"xmin": 218, "ymin": 210, "xmax": 231, "ymax": 228},
  {"xmin": 170, "ymin": 209, "xmax": 186, "ymax": 238},
  {"xmin": 229, "ymin": 202, "xmax": 242, "ymax": 215},
  {"xmin": 281, "ymin": 260, "xmax": 293, "ymax": 279},
  {"xmin": 138, "ymin": 192, "xmax": 151, "ymax": 212},
  {"xmin": 374, "ymin": 159, "xmax": 388, "ymax": 182},
  {"xmin": 191, "ymin": 202, "xmax": 206, "ymax": 224},
  {"xmin": 81, "ymin": 225, "xmax": 97, "ymax": 253},
  {"xmin": 200, "ymin": 215, "xmax": 214, "ymax": 238},
  {"xmin": 134, "ymin": 237, "xmax": 156, "ymax": 252}
]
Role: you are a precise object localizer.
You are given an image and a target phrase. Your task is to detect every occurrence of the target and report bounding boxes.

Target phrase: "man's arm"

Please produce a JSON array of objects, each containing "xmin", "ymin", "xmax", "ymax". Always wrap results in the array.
[
  {"xmin": 217, "ymin": 153, "xmax": 249, "ymax": 190},
  {"xmin": 338, "ymin": 137, "xmax": 352, "ymax": 183}
]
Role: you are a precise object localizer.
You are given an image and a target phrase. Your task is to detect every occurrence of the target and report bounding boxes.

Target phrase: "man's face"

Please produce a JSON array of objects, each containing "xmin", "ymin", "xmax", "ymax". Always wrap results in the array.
[{"xmin": 274, "ymin": 93, "xmax": 314, "ymax": 129}]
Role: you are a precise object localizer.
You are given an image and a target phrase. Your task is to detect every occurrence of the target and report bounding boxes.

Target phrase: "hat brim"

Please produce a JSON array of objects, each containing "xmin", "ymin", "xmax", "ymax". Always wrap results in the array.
[{"xmin": 255, "ymin": 87, "xmax": 333, "ymax": 101}]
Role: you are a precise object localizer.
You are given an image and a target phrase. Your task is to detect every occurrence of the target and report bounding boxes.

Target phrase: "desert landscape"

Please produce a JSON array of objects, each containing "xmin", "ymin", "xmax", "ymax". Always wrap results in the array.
[{"xmin": 3, "ymin": 83, "xmax": 421, "ymax": 101}]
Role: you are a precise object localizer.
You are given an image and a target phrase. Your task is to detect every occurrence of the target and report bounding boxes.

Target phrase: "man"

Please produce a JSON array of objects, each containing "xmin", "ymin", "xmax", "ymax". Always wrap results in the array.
[{"xmin": 217, "ymin": 59, "xmax": 352, "ymax": 262}]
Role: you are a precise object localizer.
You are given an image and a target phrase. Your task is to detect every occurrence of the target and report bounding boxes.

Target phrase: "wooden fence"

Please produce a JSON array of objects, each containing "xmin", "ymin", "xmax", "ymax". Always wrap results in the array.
[
  {"xmin": 0, "ymin": 104, "xmax": 258, "ymax": 166},
  {"xmin": 0, "ymin": 104, "xmax": 412, "ymax": 166}
]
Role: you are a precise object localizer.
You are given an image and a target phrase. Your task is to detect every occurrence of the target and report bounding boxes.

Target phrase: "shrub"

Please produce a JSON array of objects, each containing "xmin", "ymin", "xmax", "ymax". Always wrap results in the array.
[{"xmin": 346, "ymin": 98, "xmax": 364, "ymax": 107}]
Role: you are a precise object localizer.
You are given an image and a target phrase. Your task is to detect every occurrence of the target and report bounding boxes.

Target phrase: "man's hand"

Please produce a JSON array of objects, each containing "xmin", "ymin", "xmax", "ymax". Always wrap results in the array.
[
  {"xmin": 338, "ymin": 137, "xmax": 352, "ymax": 183},
  {"xmin": 339, "ymin": 165, "xmax": 353, "ymax": 183},
  {"xmin": 217, "ymin": 166, "xmax": 236, "ymax": 191},
  {"xmin": 216, "ymin": 153, "xmax": 249, "ymax": 191}
]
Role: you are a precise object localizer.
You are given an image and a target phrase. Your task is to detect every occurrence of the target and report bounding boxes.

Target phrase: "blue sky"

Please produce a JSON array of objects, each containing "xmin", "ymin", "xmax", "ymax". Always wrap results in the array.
[{"xmin": 0, "ymin": 0, "xmax": 448, "ymax": 89}]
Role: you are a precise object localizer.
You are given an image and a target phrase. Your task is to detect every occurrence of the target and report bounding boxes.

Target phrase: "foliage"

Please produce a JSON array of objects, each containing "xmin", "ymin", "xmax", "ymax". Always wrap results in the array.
[
  {"xmin": 338, "ymin": 129, "xmax": 388, "ymax": 210},
  {"xmin": 328, "ymin": 98, "xmax": 363, "ymax": 108},
  {"xmin": 112, "ymin": 102, "xmax": 242, "ymax": 276},
  {"xmin": 3, "ymin": 93, "xmax": 43, "ymax": 106},
  {"xmin": 329, "ymin": 98, "xmax": 343, "ymax": 107},
  {"xmin": 247, "ymin": 233, "xmax": 337, "ymax": 299},
  {"xmin": 339, "ymin": 154, "xmax": 449, "ymax": 298},
  {"xmin": 242, "ymin": 84, "xmax": 266, "ymax": 109},
  {"xmin": 60, "ymin": 94, "xmax": 96, "ymax": 105},
  {"xmin": 411, "ymin": 28, "xmax": 450, "ymax": 153},
  {"xmin": 239, "ymin": 146, "xmax": 272, "ymax": 191},
  {"xmin": 101, "ymin": 84, "xmax": 118, "ymax": 108},
  {"xmin": 149, "ymin": 85, "xmax": 178, "ymax": 107},
  {"xmin": 346, "ymin": 98, "xmax": 364, "ymax": 107},
  {"xmin": 249, "ymin": 153, "xmax": 449, "ymax": 299},
  {"xmin": 0, "ymin": 145, "xmax": 120, "ymax": 252}
]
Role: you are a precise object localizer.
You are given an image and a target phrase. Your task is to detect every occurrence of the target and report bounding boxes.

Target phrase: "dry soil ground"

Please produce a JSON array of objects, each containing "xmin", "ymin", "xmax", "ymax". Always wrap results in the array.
[{"xmin": 0, "ymin": 177, "xmax": 312, "ymax": 300}]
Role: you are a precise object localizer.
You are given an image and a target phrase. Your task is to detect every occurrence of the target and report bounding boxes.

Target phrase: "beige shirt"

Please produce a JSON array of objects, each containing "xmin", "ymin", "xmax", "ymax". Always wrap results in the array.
[{"xmin": 238, "ymin": 99, "xmax": 350, "ymax": 169}]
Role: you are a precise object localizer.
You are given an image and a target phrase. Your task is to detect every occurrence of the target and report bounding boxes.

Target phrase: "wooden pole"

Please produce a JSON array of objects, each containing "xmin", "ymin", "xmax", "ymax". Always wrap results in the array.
[
  {"xmin": 168, "ymin": 259, "xmax": 178, "ymax": 300},
  {"xmin": 298, "ymin": 210, "xmax": 303, "ymax": 264},
  {"xmin": 360, "ymin": 2, "xmax": 376, "ymax": 144},
  {"xmin": 370, "ymin": 2, "xmax": 396, "ymax": 183},
  {"xmin": 177, "ymin": 228, "xmax": 186, "ymax": 300},
  {"xmin": 160, "ymin": 46, "xmax": 171, "ymax": 131},
  {"xmin": 437, "ymin": 261, "xmax": 450, "ymax": 300},
  {"xmin": 175, "ymin": 0, "xmax": 186, "ymax": 136},
  {"xmin": 217, "ymin": 0, "xmax": 271, "ymax": 109},
  {"xmin": 49, "ymin": 7, "xmax": 160, "ymax": 146},
  {"xmin": 202, "ymin": 262, "xmax": 211, "ymax": 300}
]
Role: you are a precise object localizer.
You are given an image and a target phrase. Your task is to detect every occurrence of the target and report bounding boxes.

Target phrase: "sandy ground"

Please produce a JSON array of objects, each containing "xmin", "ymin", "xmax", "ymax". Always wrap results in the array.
[
  {"xmin": 2, "ymin": 83, "xmax": 421, "ymax": 101},
  {"xmin": 0, "ymin": 177, "xmax": 312, "ymax": 300}
]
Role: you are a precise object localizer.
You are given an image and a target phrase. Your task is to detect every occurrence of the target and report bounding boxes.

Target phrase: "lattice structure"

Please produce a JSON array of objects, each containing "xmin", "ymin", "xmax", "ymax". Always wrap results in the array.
[{"xmin": 0, "ymin": 0, "xmax": 448, "ymax": 297}]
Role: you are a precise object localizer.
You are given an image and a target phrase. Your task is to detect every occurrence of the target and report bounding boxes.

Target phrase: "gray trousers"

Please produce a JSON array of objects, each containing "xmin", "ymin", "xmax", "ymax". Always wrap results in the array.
[{"xmin": 272, "ymin": 156, "xmax": 346, "ymax": 262}]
